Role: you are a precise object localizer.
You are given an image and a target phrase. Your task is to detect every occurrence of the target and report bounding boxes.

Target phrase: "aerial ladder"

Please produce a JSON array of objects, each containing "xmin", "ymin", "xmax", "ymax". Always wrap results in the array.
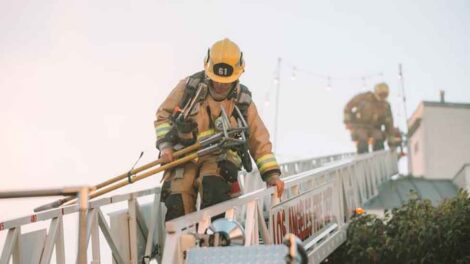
[{"xmin": 0, "ymin": 150, "xmax": 398, "ymax": 264}]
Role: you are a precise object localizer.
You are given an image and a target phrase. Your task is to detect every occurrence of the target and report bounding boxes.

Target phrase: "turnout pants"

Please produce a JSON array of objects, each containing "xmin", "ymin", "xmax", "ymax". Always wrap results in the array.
[
  {"xmin": 160, "ymin": 156, "xmax": 239, "ymax": 221},
  {"xmin": 351, "ymin": 126, "xmax": 385, "ymax": 154}
]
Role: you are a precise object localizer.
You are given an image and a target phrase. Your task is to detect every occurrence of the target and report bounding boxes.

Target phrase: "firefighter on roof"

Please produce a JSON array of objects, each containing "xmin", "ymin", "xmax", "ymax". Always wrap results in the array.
[{"xmin": 344, "ymin": 83, "xmax": 395, "ymax": 154}]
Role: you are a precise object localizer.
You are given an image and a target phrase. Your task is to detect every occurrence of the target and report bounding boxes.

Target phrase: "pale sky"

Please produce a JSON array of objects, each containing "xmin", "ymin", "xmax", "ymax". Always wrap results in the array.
[{"xmin": 1, "ymin": 0, "xmax": 469, "ymax": 216}]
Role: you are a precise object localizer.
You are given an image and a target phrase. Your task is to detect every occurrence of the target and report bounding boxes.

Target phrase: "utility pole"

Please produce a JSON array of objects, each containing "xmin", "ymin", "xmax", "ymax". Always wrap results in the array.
[
  {"xmin": 398, "ymin": 63, "xmax": 411, "ymax": 175},
  {"xmin": 274, "ymin": 57, "xmax": 281, "ymax": 153},
  {"xmin": 398, "ymin": 63, "xmax": 408, "ymax": 134}
]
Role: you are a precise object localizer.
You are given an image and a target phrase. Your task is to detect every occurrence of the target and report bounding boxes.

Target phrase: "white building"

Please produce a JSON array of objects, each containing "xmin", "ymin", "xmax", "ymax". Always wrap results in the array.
[{"xmin": 408, "ymin": 99, "xmax": 470, "ymax": 180}]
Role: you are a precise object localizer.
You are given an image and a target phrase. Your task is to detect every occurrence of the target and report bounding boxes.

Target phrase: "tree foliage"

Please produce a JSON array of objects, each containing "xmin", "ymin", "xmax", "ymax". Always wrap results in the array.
[{"xmin": 326, "ymin": 190, "xmax": 470, "ymax": 264}]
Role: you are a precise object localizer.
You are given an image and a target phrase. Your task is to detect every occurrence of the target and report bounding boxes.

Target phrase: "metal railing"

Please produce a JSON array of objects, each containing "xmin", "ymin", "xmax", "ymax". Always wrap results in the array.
[
  {"xmin": 240, "ymin": 152, "xmax": 354, "ymax": 194},
  {"xmin": 453, "ymin": 163, "xmax": 470, "ymax": 193},
  {"xmin": 279, "ymin": 152, "xmax": 355, "ymax": 177},
  {"xmin": 164, "ymin": 150, "xmax": 397, "ymax": 263},
  {"xmin": 0, "ymin": 187, "xmax": 91, "ymax": 264},
  {"xmin": 0, "ymin": 151, "xmax": 397, "ymax": 263},
  {"xmin": 0, "ymin": 187, "xmax": 166, "ymax": 264}
]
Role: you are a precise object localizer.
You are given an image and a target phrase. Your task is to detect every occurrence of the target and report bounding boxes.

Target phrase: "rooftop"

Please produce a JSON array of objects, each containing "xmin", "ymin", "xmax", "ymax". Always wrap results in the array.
[
  {"xmin": 407, "ymin": 100, "xmax": 470, "ymax": 137},
  {"xmin": 364, "ymin": 176, "xmax": 458, "ymax": 210},
  {"xmin": 422, "ymin": 101, "xmax": 470, "ymax": 109}
]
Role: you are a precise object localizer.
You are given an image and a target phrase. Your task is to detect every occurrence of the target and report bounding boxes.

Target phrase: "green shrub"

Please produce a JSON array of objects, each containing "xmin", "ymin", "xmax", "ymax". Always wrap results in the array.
[{"xmin": 326, "ymin": 190, "xmax": 470, "ymax": 264}]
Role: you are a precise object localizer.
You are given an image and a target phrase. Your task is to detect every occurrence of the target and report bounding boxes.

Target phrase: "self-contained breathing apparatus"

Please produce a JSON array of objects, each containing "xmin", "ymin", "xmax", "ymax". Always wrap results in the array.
[{"xmin": 164, "ymin": 71, "xmax": 253, "ymax": 183}]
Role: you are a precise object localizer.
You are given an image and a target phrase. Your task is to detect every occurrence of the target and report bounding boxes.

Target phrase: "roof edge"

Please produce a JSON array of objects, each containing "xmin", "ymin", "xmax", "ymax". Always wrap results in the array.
[{"xmin": 423, "ymin": 101, "xmax": 470, "ymax": 109}]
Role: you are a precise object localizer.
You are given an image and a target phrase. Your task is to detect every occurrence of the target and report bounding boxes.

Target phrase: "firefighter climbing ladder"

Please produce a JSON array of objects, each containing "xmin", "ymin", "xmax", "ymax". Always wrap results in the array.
[{"xmin": 0, "ymin": 151, "xmax": 398, "ymax": 264}]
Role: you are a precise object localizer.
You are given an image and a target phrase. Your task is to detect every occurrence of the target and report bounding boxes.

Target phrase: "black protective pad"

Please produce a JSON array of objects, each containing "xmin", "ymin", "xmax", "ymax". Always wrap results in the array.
[
  {"xmin": 201, "ymin": 176, "xmax": 231, "ymax": 209},
  {"xmin": 164, "ymin": 193, "xmax": 185, "ymax": 221}
]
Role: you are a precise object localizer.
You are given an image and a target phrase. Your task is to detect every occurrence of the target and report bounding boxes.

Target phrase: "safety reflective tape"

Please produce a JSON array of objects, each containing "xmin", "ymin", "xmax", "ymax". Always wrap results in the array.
[
  {"xmin": 256, "ymin": 154, "xmax": 279, "ymax": 174},
  {"xmin": 259, "ymin": 161, "xmax": 279, "ymax": 174},
  {"xmin": 156, "ymin": 128, "xmax": 171, "ymax": 137},
  {"xmin": 256, "ymin": 154, "xmax": 276, "ymax": 166},
  {"xmin": 197, "ymin": 129, "xmax": 215, "ymax": 140},
  {"xmin": 155, "ymin": 123, "xmax": 172, "ymax": 138}
]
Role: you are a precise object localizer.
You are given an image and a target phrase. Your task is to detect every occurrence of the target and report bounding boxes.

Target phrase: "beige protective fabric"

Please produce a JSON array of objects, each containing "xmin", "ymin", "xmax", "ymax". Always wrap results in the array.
[
  {"xmin": 344, "ymin": 91, "xmax": 394, "ymax": 137},
  {"xmin": 162, "ymin": 161, "xmax": 198, "ymax": 214},
  {"xmin": 162, "ymin": 158, "xmax": 227, "ymax": 214},
  {"xmin": 155, "ymin": 77, "xmax": 278, "ymax": 178},
  {"xmin": 155, "ymin": 75, "xmax": 279, "ymax": 214},
  {"xmin": 351, "ymin": 127, "xmax": 385, "ymax": 144}
]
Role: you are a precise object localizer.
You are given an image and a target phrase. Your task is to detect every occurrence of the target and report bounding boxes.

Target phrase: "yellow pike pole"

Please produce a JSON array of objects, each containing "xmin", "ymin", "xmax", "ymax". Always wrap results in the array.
[
  {"xmin": 33, "ymin": 125, "xmax": 245, "ymax": 212},
  {"xmin": 63, "ymin": 143, "xmax": 222, "ymax": 206},
  {"xmin": 34, "ymin": 141, "xmax": 201, "ymax": 212},
  {"xmin": 94, "ymin": 143, "xmax": 199, "ymax": 190}
]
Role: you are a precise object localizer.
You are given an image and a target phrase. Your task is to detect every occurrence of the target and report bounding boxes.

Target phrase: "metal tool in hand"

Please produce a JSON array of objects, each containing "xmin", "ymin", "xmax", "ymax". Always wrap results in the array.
[
  {"xmin": 54, "ymin": 125, "xmax": 247, "ymax": 207},
  {"xmin": 34, "ymin": 127, "xmax": 244, "ymax": 212},
  {"xmin": 34, "ymin": 92, "xmax": 249, "ymax": 211}
]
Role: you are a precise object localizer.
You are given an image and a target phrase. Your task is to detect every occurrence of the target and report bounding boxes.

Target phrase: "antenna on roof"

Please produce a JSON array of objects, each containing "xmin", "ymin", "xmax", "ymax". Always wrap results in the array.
[{"xmin": 440, "ymin": 90, "xmax": 445, "ymax": 103}]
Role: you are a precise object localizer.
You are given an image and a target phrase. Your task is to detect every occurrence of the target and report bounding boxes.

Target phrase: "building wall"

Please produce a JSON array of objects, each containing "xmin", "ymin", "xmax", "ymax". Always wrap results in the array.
[
  {"xmin": 409, "ymin": 119, "xmax": 427, "ymax": 176},
  {"xmin": 408, "ymin": 103, "xmax": 426, "ymax": 177},
  {"xmin": 424, "ymin": 106, "xmax": 470, "ymax": 179}
]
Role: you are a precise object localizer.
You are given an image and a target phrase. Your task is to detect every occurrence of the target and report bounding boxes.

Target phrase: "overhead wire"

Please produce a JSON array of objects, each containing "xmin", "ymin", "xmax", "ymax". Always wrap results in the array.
[{"xmin": 282, "ymin": 59, "xmax": 384, "ymax": 87}]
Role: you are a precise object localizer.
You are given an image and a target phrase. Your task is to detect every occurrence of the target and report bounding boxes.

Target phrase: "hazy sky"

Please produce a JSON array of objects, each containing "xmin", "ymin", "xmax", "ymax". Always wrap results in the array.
[{"xmin": 1, "ymin": 0, "xmax": 469, "ymax": 214}]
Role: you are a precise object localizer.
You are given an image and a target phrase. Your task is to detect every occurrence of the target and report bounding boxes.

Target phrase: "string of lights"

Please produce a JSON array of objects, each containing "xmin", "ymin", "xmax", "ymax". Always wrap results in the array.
[
  {"xmin": 265, "ymin": 58, "xmax": 409, "ymax": 158},
  {"xmin": 275, "ymin": 59, "xmax": 385, "ymax": 91}
]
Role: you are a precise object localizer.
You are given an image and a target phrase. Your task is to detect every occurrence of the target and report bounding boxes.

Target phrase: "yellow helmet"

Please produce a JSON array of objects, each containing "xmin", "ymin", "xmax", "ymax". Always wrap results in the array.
[
  {"xmin": 204, "ymin": 38, "xmax": 245, "ymax": 84},
  {"xmin": 374, "ymin": 82, "xmax": 389, "ymax": 100}
]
